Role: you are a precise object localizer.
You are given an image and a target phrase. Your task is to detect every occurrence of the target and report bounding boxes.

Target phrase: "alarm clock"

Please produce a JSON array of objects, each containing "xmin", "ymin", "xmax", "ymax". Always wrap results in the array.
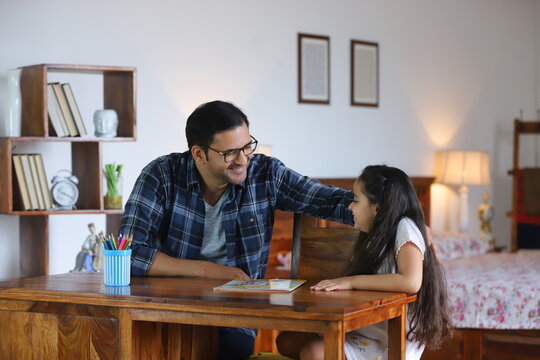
[{"xmin": 50, "ymin": 170, "xmax": 79, "ymax": 210}]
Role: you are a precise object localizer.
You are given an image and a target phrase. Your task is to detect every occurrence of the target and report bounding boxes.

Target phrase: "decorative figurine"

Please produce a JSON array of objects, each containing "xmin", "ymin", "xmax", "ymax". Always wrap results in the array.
[
  {"xmin": 93, "ymin": 109, "xmax": 118, "ymax": 137},
  {"xmin": 478, "ymin": 192, "xmax": 495, "ymax": 247},
  {"xmin": 70, "ymin": 223, "xmax": 103, "ymax": 272},
  {"xmin": 93, "ymin": 231, "xmax": 105, "ymax": 272}
]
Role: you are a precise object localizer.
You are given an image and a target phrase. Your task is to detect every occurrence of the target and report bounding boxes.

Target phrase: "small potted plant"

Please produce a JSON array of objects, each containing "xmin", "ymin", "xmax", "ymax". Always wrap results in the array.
[{"xmin": 103, "ymin": 163, "xmax": 123, "ymax": 209}]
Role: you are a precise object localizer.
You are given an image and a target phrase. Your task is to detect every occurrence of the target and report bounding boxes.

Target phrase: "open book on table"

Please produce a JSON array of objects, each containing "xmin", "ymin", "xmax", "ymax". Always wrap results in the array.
[{"xmin": 213, "ymin": 279, "xmax": 306, "ymax": 292}]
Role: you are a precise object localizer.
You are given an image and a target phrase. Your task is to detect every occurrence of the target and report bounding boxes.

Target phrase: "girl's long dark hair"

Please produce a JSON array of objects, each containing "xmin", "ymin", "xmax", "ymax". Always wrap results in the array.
[{"xmin": 346, "ymin": 165, "xmax": 452, "ymax": 348}]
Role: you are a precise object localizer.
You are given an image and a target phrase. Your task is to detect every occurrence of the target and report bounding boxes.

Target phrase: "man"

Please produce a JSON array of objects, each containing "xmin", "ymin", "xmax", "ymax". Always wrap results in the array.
[{"xmin": 119, "ymin": 100, "xmax": 353, "ymax": 359}]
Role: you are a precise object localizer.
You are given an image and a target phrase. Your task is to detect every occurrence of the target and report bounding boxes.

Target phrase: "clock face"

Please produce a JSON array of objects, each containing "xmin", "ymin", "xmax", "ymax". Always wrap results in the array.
[{"xmin": 51, "ymin": 180, "xmax": 79, "ymax": 208}]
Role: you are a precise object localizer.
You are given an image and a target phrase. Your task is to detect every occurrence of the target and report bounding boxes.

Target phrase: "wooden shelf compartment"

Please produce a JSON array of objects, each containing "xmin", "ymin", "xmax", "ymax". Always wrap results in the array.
[
  {"xmin": 19, "ymin": 64, "xmax": 137, "ymax": 139},
  {"xmin": 1, "ymin": 138, "xmax": 116, "ymax": 214},
  {"xmin": 17, "ymin": 212, "xmax": 124, "ymax": 277}
]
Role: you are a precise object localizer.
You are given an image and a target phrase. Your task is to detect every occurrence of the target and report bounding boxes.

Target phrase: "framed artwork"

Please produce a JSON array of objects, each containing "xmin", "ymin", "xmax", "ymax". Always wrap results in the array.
[
  {"xmin": 298, "ymin": 33, "xmax": 330, "ymax": 104},
  {"xmin": 351, "ymin": 40, "xmax": 379, "ymax": 107}
]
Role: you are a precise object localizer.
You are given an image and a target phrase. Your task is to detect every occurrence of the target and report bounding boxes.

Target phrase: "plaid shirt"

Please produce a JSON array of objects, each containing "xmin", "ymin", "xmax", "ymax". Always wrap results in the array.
[{"xmin": 120, "ymin": 152, "xmax": 354, "ymax": 279}]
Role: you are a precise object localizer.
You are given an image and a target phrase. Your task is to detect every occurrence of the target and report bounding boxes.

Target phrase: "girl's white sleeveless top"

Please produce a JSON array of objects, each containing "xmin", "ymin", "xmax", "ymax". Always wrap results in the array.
[{"xmin": 350, "ymin": 217, "xmax": 426, "ymax": 360}]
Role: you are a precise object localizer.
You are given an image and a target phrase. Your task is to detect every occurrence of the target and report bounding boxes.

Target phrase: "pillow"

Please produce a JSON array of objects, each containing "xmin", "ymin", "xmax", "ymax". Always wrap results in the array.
[{"xmin": 432, "ymin": 230, "xmax": 493, "ymax": 261}]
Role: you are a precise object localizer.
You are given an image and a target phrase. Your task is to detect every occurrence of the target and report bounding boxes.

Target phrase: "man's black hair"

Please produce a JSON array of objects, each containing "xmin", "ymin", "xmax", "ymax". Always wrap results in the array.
[{"xmin": 185, "ymin": 100, "xmax": 249, "ymax": 149}]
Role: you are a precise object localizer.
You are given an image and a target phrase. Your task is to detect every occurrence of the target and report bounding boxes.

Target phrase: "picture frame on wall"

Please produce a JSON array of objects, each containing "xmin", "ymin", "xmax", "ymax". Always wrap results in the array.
[
  {"xmin": 351, "ymin": 40, "xmax": 379, "ymax": 107},
  {"xmin": 298, "ymin": 33, "xmax": 330, "ymax": 104}
]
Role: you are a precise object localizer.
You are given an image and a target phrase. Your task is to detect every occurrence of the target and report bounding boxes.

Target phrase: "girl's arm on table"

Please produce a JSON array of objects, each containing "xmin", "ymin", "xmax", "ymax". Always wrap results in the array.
[{"xmin": 310, "ymin": 242, "xmax": 423, "ymax": 294}]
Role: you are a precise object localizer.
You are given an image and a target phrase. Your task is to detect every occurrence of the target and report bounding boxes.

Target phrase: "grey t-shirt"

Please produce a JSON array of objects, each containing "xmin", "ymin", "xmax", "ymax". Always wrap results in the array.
[{"xmin": 200, "ymin": 190, "xmax": 229, "ymax": 265}]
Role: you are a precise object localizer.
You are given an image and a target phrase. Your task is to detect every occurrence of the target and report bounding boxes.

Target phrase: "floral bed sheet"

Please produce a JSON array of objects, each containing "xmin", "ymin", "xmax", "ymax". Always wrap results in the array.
[{"xmin": 444, "ymin": 251, "xmax": 540, "ymax": 329}]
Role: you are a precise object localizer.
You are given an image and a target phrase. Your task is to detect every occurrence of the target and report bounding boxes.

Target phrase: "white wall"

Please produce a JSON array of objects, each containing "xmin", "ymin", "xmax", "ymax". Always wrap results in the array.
[{"xmin": 0, "ymin": 0, "xmax": 538, "ymax": 278}]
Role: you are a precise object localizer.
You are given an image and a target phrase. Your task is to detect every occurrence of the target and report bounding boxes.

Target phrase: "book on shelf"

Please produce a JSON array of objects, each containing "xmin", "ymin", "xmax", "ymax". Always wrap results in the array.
[
  {"xmin": 28, "ymin": 155, "xmax": 45, "ymax": 210},
  {"xmin": 34, "ymin": 154, "xmax": 53, "ymax": 210},
  {"xmin": 12, "ymin": 155, "xmax": 31, "ymax": 211},
  {"xmin": 11, "ymin": 154, "xmax": 52, "ymax": 211},
  {"xmin": 213, "ymin": 279, "xmax": 306, "ymax": 293},
  {"xmin": 18, "ymin": 154, "xmax": 39, "ymax": 210},
  {"xmin": 51, "ymin": 82, "xmax": 79, "ymax": 136},
  {"xmin": 61, "ymin": 83, "xmax": 87, "ymax": 136},
  {"xmin": 46, "ymin": 84, "xmax": 68, "ymax": 137}
]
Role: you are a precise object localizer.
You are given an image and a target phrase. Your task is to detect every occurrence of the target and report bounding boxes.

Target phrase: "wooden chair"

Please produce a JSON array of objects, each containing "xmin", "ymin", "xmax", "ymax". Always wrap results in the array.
[
  {"xmin": 251, "ymin": 214, "xmax": 363, "ymax": 360},
  {"xmin": 248, "ymin": 213, "xmax": 359, "ymax": 360}
]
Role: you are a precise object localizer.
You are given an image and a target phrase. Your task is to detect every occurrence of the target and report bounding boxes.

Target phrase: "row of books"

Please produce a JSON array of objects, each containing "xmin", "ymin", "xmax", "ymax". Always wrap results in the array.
[
  {"xmin": 12, "ymin": 154, "xmax": 52, "ymax": 211},
  {"xmin": 47, "ymin": 82, "xmax": 88, "ymax": 137}
]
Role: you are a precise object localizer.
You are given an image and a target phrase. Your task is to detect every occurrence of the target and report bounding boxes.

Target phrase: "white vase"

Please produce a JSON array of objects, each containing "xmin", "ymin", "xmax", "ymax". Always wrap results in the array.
[{"xmin": 2, "ymin": 68, "xmax": 22, "ymax": 137}]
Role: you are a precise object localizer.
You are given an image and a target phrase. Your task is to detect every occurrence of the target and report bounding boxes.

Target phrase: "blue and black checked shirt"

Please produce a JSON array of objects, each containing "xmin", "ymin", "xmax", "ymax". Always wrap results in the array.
[{"xmin": 120, "ymin": 151, "xmax": 353, "ymax": 279}]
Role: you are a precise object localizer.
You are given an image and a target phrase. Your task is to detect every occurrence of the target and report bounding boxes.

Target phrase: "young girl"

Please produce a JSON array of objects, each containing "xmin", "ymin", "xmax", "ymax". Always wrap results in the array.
[{"xmin": 277, "ymin": 165, "xmax": 452, "ymax": 360}]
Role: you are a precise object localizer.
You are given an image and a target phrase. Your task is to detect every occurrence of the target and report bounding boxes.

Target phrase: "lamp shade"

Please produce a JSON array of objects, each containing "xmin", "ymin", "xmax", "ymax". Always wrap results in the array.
[{"xmin": 435, "ymin": 151, "xmax": 491, "ymax": 186}]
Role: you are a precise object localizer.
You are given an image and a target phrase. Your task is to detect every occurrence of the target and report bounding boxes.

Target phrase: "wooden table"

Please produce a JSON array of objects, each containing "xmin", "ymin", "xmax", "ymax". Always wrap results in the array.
[{"xmin": 0, "ymin": 273, "xmax": 415, "ymax": 360}]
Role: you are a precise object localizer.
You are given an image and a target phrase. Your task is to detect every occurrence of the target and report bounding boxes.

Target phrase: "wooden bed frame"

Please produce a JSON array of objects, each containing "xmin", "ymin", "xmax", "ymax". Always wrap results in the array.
[
  {"xmin": 422, "ymin": 328, "xmax": 540, "ymax": 360},
  {"xmin": 255, "ymin": 176, "xmax": 540, "ymax": 359},
  {"xmin": 508, "ymin": 119, "xmax": 540, "ymax": 251}
]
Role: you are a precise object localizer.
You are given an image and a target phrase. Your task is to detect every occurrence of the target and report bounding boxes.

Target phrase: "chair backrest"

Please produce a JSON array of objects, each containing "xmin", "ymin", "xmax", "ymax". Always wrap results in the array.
[{"xmin": 290, "ymin": 212, "xmax": 364, "ymax": 280}]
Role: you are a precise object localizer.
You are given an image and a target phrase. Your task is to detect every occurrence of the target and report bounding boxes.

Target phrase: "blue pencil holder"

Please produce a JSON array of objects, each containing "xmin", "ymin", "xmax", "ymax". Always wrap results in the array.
[{"xmin": 103, "ymin": 249, "xmax": 131, "ymax": 286}]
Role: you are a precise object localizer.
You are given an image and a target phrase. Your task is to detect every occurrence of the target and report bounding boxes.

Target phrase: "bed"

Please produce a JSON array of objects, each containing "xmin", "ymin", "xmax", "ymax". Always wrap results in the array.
[{"xmin": 422, "ymin": 232, "xmax": 540, "ymax": 359}]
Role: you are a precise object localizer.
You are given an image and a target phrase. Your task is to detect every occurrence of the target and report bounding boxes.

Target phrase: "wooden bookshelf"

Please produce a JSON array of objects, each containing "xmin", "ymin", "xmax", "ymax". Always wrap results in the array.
[{"xmin": 0, "ymin": 64, "xmax": 136, "ymax": 277}]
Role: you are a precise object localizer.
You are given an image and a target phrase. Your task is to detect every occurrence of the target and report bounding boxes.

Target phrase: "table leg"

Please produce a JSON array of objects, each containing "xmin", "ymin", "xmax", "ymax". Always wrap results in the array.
[
  {"xmin": 118, "ymin": 308, "xmax": 133, "ymax": 360},
  {"xmin": 323, "ymin": 322, "xmax": 344, "ymax": 360},
  {"xmin": 388, "ymin": 304, "xmax": 406, "ymax": 360}
]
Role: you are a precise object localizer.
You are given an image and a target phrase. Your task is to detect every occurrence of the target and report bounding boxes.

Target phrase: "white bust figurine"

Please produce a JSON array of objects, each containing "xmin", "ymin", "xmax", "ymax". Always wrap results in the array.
[
  {"xmin": 478, "ymin": 192, "xmax": 495, "ymax": 247},
  {"xmin": 93, "ymin": 109, "xmax": 118, "ymax": 137}
]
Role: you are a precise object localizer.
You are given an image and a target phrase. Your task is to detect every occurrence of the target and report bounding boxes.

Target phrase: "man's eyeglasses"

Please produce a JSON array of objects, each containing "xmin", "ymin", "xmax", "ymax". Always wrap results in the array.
[{"xmin": 205, "ymin": 136, "xmax": 258, "ymax": 163}]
